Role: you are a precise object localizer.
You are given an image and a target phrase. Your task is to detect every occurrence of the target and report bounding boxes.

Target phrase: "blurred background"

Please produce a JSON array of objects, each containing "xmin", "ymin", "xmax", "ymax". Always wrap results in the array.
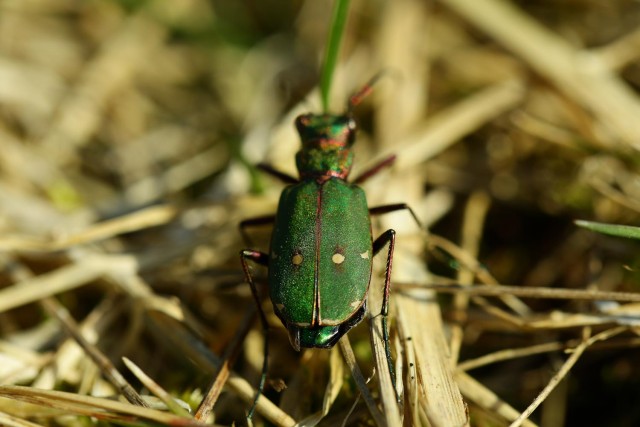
[{"xmin": 2, "ymin": 0, "xmax": 640, "ymax": 426}]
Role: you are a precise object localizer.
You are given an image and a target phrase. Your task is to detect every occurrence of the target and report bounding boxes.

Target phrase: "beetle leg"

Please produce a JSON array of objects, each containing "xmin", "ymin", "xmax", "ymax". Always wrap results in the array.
[
  {"xmin": 351, "ymin": 154, "xmax": 396, "ymax": 185},
  {"xmin": 369, "ymin": 203, "xmax": 422, "ymax": 229},
  {"xmin": 239, "ymin": 249, "xmax": 270, "ymax": 419},
  {"xmin": 373, "ymin": 230, "xmax": 396, "ymax": 318},
  {"xmin": 372, "ymin": 229, "xmax": 399, "ymax": 401},
  {"xmin": 257, "ymin": 162, "xmax": 299, "ymax": 184},
  {"xmin": 239, "ymin": 215, "xmax": 276, "ymax": 246}
]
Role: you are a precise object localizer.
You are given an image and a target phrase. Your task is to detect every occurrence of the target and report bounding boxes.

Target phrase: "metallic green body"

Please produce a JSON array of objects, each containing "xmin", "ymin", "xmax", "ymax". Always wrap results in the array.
[{"xmin": 268, "ymin": 114, "xmax": 373, "ymax": 348}]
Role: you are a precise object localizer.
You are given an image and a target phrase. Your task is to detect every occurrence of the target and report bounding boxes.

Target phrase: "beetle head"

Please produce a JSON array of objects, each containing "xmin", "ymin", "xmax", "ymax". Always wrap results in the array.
[
  {"xmin": 294, "ymin": 114, "xmax": 356, "ymax": 148},
  {"xmin": 294, "ymin": 114, "xmax": 356, "ymax": 181}
]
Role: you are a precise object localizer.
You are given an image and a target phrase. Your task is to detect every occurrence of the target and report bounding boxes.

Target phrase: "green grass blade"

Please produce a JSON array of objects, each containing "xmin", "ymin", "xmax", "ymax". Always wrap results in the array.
[
  {"xmin": 575, "ymin": 220, "xmax": 640, "ymax": 240},
  {"xmin": 320, "ymin": 0, "xmax": 351, "ymax": 113}
]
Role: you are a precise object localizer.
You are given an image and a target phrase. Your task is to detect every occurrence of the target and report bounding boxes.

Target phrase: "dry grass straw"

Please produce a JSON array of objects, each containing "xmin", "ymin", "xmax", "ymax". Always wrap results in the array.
[{"xmin": 1, "ymin": 0, "xmax": 640, "ymax": 426}]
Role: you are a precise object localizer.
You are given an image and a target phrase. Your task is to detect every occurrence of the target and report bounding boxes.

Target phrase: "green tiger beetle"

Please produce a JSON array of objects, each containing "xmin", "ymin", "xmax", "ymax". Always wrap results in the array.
[{"xmin": 240, "ymin": 80, "xmax": 420, "ymax": 417}]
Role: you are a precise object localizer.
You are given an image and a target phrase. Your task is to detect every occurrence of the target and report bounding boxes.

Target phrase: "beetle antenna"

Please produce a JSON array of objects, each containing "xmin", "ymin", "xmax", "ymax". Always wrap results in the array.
[{"xmin": 347, "ymin": 70, "xmax": 396, "ymax": 114}]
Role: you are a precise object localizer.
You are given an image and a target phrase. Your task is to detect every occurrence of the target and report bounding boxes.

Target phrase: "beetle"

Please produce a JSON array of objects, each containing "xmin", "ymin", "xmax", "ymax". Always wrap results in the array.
[{"xmin": 239, "ymin": 84, "xmax": 419, "ymax": 416}]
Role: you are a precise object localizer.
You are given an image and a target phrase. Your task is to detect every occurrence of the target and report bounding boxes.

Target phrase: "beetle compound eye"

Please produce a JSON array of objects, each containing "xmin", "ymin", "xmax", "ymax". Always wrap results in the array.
[
  {"xmin": 292, "ymin": 253, "xmax": 304, "ymax": 265},
  {"xmin": 332, "ymin": 253, "xmax": 345, "ymax": 264},
  {"xmin": 295, "ymin": 114, "xmax": 311, "ymax": 131}
]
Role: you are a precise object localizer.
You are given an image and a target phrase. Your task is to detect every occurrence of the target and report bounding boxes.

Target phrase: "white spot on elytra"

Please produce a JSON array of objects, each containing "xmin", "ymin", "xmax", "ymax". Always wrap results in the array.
[
  {"xmin": 332, "ymin": 253, "xmax": 345, "ymax": 264},
  {"xmin": 360, "ymin": 251, "xmax": 369, "ymax": 259},
  {"xmin": 292, "ymin": 253, "xmax": 303, "ymax": 265},
  {"xmin": 350, "ymin": 300, "xmax": 361, "ymax": 308}
]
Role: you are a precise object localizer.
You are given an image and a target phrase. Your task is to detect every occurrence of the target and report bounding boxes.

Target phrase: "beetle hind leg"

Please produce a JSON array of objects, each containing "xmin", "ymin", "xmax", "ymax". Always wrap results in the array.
[
  {"xmin": 239, "ymin": 249, "xmax": 270, "ymax": 419},
  {"xmin": 372, "ymin": 229, "xmax": 400, "ymax": 402}
]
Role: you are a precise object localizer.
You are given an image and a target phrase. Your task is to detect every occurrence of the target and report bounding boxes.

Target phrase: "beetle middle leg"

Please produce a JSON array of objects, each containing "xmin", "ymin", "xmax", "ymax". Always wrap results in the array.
[
  {"xmin": 239, "ymin": 215, "xmax": 275, "ymax": 246},
  {"xmin": 372, "ymin": 229, "xmax": 398, "ymax": 401},
  {"xmin": 239, "ymin": 249, "xmax": 270, "ymax": 419},
  {"xmin": 369, "ymin": 203, "xmax": 422, "ymax": 229}
]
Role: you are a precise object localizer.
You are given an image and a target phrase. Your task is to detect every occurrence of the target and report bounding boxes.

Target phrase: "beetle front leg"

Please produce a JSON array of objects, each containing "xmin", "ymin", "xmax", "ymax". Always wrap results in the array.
[
  {"xmin": 257, "ymin": 163, "xmax": 298, "ymax": 184},
  {"xmin": 372, "ymin": 229, "xmax": 398, "ymax": 400},
  {"xmin": 239, "ymin": 249, "xmax": 270, "ymax": 419},
  {"xmin": 351, "ymin": 154, "xmax": 396, "ymax": 185}
]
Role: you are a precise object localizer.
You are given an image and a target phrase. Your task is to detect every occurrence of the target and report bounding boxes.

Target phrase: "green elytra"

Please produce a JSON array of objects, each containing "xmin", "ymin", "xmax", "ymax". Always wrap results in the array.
[
  {"xmin": 269, "ymin": 114, "xmax": 372, "ymax": 348},
  {"xmin": 239, "ymin": 91, "xmax": 420, "ymax": 417}
]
